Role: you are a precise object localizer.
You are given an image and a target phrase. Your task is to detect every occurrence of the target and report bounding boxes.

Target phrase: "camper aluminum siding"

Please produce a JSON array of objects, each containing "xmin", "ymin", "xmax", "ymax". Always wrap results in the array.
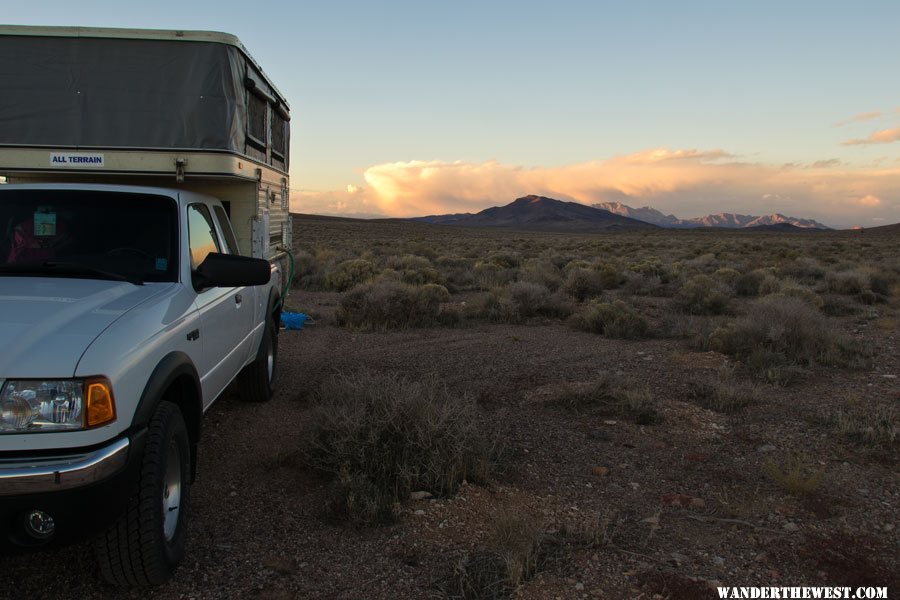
[{"xmin": 0, "ymin": 26, "xmax": 291, "ymax": 256}]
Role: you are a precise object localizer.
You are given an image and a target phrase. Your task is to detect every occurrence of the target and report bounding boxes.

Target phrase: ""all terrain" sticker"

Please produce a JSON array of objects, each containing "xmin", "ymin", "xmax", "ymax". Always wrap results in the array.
[{"xmin": 49, "ymin": 152, "xmax": 105, "ymax": 168}]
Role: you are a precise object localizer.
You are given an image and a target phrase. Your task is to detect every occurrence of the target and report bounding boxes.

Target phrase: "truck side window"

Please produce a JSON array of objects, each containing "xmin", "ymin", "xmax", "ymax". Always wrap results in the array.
[
  {"xmin": 213, "ymin": 205, "xmax": 240, "ymax": 255},
  {"xmin": 187, "ymin": 204, "xmax": 221, "ymax": 269}
]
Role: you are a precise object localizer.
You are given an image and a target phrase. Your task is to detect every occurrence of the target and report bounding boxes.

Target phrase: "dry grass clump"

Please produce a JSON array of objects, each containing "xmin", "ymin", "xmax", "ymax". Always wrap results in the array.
[
  {"xmin": 765, "ymin": 455, "xmax": 825, "ymax": 497},
  {"xmin": 303, "ymin": 371, "xmax": 496, "ymax": 524},
  {"xmin": 687, "ymin": 369, "xmax": 760, "ymax": 413},
  {"xmin": 569, "ymin": 300, "xmax": 649, "ymax": 339},
  {"xmin": 336, "ymin": 279, "xmax": 452, "ymax": 330},
  {"xmin": 708, "ymin": 296, "xmax": 865, "ymax": 383},
  {"xmin": 673, "ymin": 274, "xmax": 731, "ymax": 315},
  {"xmin": 448, "ymin": 511, "xmax": 616, "ymax": 599},
  {"xmin": 549, "ymin": 375, "xmax": 657, "ymax": 424},
  {"xmin": 831, "ymin": 402, "xmax": 897, "ymax": 447},
  {"xmin": 480, "ymin": 282, "xmax": 572, "ymax": 323}
]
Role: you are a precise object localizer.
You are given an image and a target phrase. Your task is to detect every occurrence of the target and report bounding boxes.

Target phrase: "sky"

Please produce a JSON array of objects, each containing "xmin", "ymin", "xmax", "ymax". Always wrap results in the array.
[{"xmin": 5, "ymin": 0, "xmax": 900, "ymax": 227}]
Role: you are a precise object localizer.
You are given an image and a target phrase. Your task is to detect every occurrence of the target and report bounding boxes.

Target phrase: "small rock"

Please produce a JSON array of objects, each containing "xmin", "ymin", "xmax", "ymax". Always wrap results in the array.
[
  {"xmin": 575, "ymin": 582, "xmax": 585, "ymax": 591},
  {"xmin": 229, "ymin": 491, "xmax": 238, "ymax": 497},
  {"xmin": 629, "ymin": 482, "xmax": 640, "ymax": 490},
  {"xmin": 414, "ymin": 509, "xmax": 426, "ymax": 516},
  {"xmin": 690, "ymin": 497, "xmax": 706, "ymax": 509},
  {"xmin": 603, "ymin": 420, "xmax": 617, "ymax": 426},
  {"xmin": 670, "ymin": 552, "xmax": 690, "ymax": 564},
  {"xmin": 782, "ymin": 522, "xmax": 799, "ymax": 532},
  {"xmin": 882, "ymin": 374, "xmax": 897, "ymax": 379},
  {"xmin": 591, "ymin": 466, "xmax": 610, "ymax": 477},
  {"xmin": 712, "ymin": 556, "xmax": 725, "ymax": 566},
  {"xmin": 757, "ymin": 444, "xmax": 777, "ymax": 453},
  {"xmin": 884, "ymin": 523, "xmax": 895, "ymax": 532},
  {"xmin": 410, "ymin": 491, "xmax": 432, "ymax": 501}
]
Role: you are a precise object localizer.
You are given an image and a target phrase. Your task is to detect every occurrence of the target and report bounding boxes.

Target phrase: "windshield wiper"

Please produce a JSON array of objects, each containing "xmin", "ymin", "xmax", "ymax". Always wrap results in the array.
[{"xmin": 0, "ymin": 262, "xmax": 144, "ymax": 285}]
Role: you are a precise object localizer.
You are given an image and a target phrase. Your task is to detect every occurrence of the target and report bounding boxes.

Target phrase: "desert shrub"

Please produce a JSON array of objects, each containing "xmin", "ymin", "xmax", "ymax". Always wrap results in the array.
[
  {"xmin": 734, "ymin": 269, "xmax": 766, "ymax": 296},
  {"xmin": 569, "ymin": 300, "xmax": 649, "ymax": 339},
  {"xmin": 673, "ymin": 274, "xmax": 731, "ymax": 315},
  {"xmin": 436, "ymin": 256, "xmax": 477, "ymax": 291},
  {"xmin": 562, "ymin": 267, "xmax": 605, "ymax": 301},
  {"xmin": 781, "ymin": 257, "xmax": 826, "ymax": 283},
  {"xmin": 628, "ymin": 257, "xmax": 671, "ymax": 281},
  {"xmin": 826, "ymin": 268, "xmax": 869, "ymax": 296},
  {"xmin": 593, "ymin": 262, "xmax": 626, "ymax": 289},
  {"xmin": 487, "ymin": 251, "xmax": 522, "ymax": 269},
  {"xmin": 303, "ymin": 371, "xmax": 495, "ymax": 524},
  {"xmin": 518, "ymin": 259, "xmax": 563, "ymax": 291},
  {"xmin": 685, "ymin": 252, "xmax": 718, "ymax": 271},
  {"xmin": 713, "ymin": 267, "xmax": 741, "ymax": 286},
  {"xmin": 773, "ymin": 281, "xmax": 825, "ymax": 310},
  {"xmin": 336, "ymin": 280, "xmax": 450, "ymax": 330},
  {"xmin": 758, "ymin": 274, "xmax": 783, "ymax": 296},
  {"xmin": 687, "ymin": 370, "xmax": 759, "ymax": 413},
  {"xmin": 294, "ymin": 250, "xmax": 322, "ymax": 289},
  {"xmin": 474, "ymin": 261, "xmax": 517, "ymax": 290},
  {"xmin": 549, "ymin": 375, "xmax": 657, "ymax": 424},
  {"xmin": 831, "ymin": 403, "xmax": 897, "ymax": 447},
  {"xmin": 709, "ymin": 296, "xmax": 865, "ymax": 383},
  {"xmin": 481, "ymin": 282, "xmax": 572, "ymax": 323},
  {"xmin": 324, "ymin": 258, "xmax": 378, "ymax": 292},
  {"xmin": 620, "ymin": 271, "xmax": 667, "ymax": 297},
  {"xmin": 384, "ymin": 254, "xmax": 444, "ymax": 285},
  {"xmin": 765, "ymin": 455, "xmax": 825, "ymax": 497}
]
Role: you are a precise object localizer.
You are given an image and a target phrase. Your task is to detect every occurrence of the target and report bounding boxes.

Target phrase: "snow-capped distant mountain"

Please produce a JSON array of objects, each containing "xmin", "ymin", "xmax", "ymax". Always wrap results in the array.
[{"xmin": 592, "ymin": 201, "xmax": 831, "ymax": 229}]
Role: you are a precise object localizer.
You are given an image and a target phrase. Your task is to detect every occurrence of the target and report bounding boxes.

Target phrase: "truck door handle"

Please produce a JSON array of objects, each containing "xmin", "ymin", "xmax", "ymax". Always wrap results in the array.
[{"xmin": 235, "ymin": 293, "xmax": 242, "ymax": 305}]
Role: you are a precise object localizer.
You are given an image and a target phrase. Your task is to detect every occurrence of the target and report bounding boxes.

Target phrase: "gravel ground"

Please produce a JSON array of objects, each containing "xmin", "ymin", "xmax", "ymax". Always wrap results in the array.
[{"xmin": 4, "ymin": 290, "xmax": 898, "ymax": 599}]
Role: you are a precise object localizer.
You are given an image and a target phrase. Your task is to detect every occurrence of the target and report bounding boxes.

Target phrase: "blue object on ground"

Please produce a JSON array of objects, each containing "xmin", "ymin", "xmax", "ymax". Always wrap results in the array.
[{"xmin": 281, "ymin": 312, "xmax": 309, "ymax": 330}]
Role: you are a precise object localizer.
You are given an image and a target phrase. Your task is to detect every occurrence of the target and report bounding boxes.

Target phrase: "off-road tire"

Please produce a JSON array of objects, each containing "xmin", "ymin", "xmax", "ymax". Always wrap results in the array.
[
  {"xmin": 237, "ymin": 317, "xmax": 278, "ymax": 402},
  {"xmin": 96, "ymin": 401, "xmax": 191, "ymax": 586}
]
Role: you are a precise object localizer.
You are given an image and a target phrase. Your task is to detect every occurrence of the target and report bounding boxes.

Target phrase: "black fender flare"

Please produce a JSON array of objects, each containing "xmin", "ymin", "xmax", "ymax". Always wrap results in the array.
[{"xmin": 131, "ymin": 351, "xmax": 203, "ymax": 479}]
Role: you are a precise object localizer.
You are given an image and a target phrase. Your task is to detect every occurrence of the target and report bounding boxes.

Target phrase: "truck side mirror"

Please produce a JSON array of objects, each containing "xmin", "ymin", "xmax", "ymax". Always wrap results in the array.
[{"xmin": 192, "ymin": 252, "xmax": 271, "ymax": 291}]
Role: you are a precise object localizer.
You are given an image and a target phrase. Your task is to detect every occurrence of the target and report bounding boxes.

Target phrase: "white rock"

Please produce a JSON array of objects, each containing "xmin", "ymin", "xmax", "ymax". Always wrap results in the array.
[{"xmin": 410, "ymin": 491, "xmax": 433, "ymax": 501}]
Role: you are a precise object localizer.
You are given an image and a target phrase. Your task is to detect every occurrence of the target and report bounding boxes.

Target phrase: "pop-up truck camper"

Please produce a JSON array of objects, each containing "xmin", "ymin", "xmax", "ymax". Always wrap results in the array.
[{"xmin": 0, "ymin": 26, "xmax": 292, "ymax": 585}]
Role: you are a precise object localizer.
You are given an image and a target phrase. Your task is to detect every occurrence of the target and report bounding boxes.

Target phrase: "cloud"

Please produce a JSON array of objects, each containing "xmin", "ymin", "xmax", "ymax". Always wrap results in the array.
[
  {"xmin": 292, "ymin": 147, "xmax": 900, "ymax": 228},
  {"xmin": 842, "ymin": 127, "xmax": 900, "ymax": 145},
  {"xmin": 834, "ymin": 111, "xmax": 882, "ymax": 127},
  {"xmin": 856, "ymin": 194, "xmax": 881, "ymax": 207}
]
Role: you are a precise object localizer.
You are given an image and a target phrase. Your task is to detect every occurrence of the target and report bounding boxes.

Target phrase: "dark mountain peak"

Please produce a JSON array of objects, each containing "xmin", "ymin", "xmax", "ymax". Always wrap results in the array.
[{"xmin": 410, "ymin": 195, "xmax": 656, "ymax": 232}]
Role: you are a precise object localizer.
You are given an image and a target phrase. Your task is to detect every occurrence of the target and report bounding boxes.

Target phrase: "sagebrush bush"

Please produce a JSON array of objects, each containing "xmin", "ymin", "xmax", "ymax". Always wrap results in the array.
[
  {"xmin": 518, "ymin": 259, "xmax": 563, "ymax": 291},
  {"xmin": 324, "ymin": 258, "xmax": 378, "ymax": 292},
  {"xmin": 765, "ymin": 455, "xmax": 825, "ymax": 497},
  {"xmin": 336, "ymin": 280, "xmax": 451, "ymax": 330},
  {"xmin": 562, "ymin": 267, "xmax": 606, "ymax": 301},
  {"xmin": 481, "ymin": 282, "xmax": 572, "ymax": 323},
  {"xmin": 303, "ymin": 371, "xmax": 496, "ymax": 524},
  {"xmin": 709, "ymin": 296, "xmax": 865, "ymax": 383},
  {"xmin": 569, "ymin": 300, "xmax": 649, "ymax": 339},
  {"xmin": 474, "ymin": 261, "xmax": 517, "ymax": 290},
  {"xmin": 826, "ymin": 269, "xmax": 870, "ymax": 295},
  {"xmin": 673, "ymin": 274, "xmax": 731, "ymax": 315}
]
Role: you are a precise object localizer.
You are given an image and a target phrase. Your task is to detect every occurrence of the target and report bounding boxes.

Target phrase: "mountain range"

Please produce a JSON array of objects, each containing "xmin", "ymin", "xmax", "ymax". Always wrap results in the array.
[
  {"xmin": 592, "ymin": 201, "xmax": 831, "ymax": 229},
  {"xmin": 412, "ymin": 195, "xmax": 657, "ymax": 231}
]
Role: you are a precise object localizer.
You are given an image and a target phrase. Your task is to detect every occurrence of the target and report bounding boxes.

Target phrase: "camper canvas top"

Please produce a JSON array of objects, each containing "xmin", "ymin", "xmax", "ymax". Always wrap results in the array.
[{"xmin": 0, "ymin": 25, "xmax": 290, "ymax": 178}]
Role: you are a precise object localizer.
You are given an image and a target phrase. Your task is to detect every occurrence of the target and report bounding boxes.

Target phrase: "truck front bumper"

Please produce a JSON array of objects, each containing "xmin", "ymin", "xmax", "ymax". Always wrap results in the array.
[{"xmin": 0, "ymin": 429, "xmax": 145, "ymax": 550}]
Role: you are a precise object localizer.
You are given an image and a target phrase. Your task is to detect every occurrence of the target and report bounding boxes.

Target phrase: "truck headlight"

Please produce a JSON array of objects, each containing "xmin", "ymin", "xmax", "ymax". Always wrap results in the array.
[{"xmin": 0, "ymin": 378, "xmax": 116, "ymax": 433}]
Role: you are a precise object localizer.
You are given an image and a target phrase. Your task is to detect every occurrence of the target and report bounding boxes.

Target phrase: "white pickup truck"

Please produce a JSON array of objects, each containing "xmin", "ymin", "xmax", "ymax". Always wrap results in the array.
[{"xmin": 0, "ymin": 27, "xmax": 292, "ymax": 585}]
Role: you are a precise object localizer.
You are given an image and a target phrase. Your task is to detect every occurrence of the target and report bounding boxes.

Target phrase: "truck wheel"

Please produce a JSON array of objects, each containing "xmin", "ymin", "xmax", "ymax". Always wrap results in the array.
[
  {"xmin": 96, "ymin": 401, "xmax": 191, "ymax": 586},
  {"xmin": 237, "ymin": 317, "xmax": 278, "ymax": 402}
]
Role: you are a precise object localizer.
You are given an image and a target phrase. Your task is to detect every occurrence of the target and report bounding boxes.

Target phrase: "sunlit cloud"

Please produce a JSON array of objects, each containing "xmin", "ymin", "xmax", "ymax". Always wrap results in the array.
[
  {"xmin": 292, "ymin": 148, "xmax": 900, "ymax": 228},
  {"xmin": 842, "ymin": 127, "xmax": 900, "ymax": 145},
  {"xmin": 834, "ymin": 111, "xmax": 882, "ymax": 127}
]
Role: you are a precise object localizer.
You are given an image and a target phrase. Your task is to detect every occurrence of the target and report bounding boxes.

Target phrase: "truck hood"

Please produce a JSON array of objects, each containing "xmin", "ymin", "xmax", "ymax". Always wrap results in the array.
[{"xmin": 0, "ymin": 277, "xmax": 172, "ymax": 378}]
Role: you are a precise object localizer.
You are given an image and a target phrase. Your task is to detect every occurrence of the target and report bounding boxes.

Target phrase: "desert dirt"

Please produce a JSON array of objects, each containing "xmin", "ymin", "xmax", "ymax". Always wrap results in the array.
[{"xmin": 4, "ymin": 216, "xmax": 898, "ymax": 599}]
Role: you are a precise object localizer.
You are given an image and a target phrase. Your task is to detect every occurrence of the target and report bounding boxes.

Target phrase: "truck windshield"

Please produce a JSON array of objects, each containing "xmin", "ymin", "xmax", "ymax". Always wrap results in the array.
[{"xmin": 0, "ymin": 190, "xmax": 178, "ymax": 283}]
